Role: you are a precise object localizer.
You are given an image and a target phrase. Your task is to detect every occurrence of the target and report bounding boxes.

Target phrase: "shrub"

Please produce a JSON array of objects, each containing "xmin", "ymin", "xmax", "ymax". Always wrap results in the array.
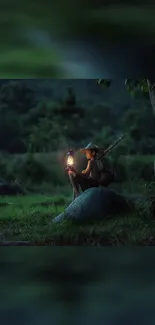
[
  {"xmin": 0, "ymin": 159, "xmax": 15, "ymax": 181},
  {"xmin": 11, "ymin": 153, "xmax": 68, "ymax": 186},
  {"xmin": 127, "ymin": 158, "xmax": 154, "ymax": 181},
  {"xmin": 115, "ymin": 156, "xmax": 154, "ymax": 182},
  {"xmin": 18, "ymin": 154, "xmax": 49, "ymax": 184}
]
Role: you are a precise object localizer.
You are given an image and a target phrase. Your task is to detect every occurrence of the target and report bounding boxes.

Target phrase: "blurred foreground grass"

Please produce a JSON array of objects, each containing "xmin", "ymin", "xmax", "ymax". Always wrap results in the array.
[
  {"xmin": 0, "ymin": 187, "xmax": 155, "ymax": 245},
  {"xmin": 1, "ymin": 246, "xmax": 155, "ymax": 324}
]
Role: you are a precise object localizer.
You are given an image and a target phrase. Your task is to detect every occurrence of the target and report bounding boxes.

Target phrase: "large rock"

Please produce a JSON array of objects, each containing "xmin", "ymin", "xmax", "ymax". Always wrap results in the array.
[{"xmin": 53, "ymin": 187, "xmax": 131, "ymax": 224}]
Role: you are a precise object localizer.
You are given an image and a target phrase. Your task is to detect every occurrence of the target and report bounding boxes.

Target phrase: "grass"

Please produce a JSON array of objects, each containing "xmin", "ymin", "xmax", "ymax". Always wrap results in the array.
[
  {"xmin": 0, "ymin": 184, "xmax": 155, "ymax": 245},
  {"xmin": 1, "ymin": 151, "xmax": 155, "ymax": 245}
]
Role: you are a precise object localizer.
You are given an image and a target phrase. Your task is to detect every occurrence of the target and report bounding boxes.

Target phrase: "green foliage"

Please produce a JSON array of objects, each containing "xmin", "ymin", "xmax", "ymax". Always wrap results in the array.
[
  {"xmin": 3, "ymin": 151, "xmax": 69, "ymax": 188},
  {"xmin": 97, "ymin": 78, "xmax": 155, "ymax": 155},
  {"xmin": 0, "ymin": 80, "xmax": 38, "ymax": 153},
  {"xmin": 93, "ymin": 126, "xmax": 114, "ymax": 148},
  {"xmin": 0, "ymin": 80, "xmax": 36, "ymax": 113},
  {"xmin": 116, "ymin": 156, "xmax": 154, "ymax": 182},
  {"xmin": 28, "ymin": 118, "xmax": 66, "ymax": 152},
  {"xmin": 97, "ymin": 79, "xmax": 112, "ymax": 88},
  {"xmin": 124, "ymin": 79, "xmax": 150, "ymax": 99},
  {"xmin": 0, "ymin": 78, "xmax": 155, "ymax": 182},
  {"xmin": 0, "ymin": 160, "xmax": 10, "ymax": 180},
  {"xmin": 17, "ymin": 154, "xmax": 49, "ymax": 184},
  {"xmin": 127, "ymin": 157, "xmax": 154, "ymax": 181},
  {"xmin": 0, "ymin": 81, "xmax": 88, "ymax": 153},
  {"xmin": 0, "ymin": 155, "xmax": 16, "ymax": 181},
  {"xmin": 0, "ymin": 109, "xmax": 23, "ymax": 152},
  {"xmin": 120, "ymin": 105, "xmax": 155, "ymax": 154},
  {"xmin": 98, "ymin": 78, "xmax": 151, "ymax": 98}
]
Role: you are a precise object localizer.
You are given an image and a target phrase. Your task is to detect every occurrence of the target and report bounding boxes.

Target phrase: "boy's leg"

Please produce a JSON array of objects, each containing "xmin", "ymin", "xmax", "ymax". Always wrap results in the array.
[
  {"xmin": 68, "ymin": 173, "xmax": 80, "ymax": 198},
  {"xmin": 75, "ymin": 174, "xmax": 98, "ymax": 191},
  {"xmin": 73, "ymin": 189, "xmax": 77, "ymax": 200}
]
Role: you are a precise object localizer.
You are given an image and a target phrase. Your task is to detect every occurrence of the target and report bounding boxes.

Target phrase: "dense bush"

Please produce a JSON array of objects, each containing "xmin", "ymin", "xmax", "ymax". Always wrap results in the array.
[
  {"xmin": 113, "ymin": 160, "xmax": 128, "ymax": 182},
  {"xmin": 7, "ymin": 153, "xmax": 68, "ymax": 187},
  {"xmin": 0, "ymin": 157, "xmax": 15, "ymax": 181},
  {"xmin": 126, "ymin": 157, "xmax": 154, "ymax": 181},
  {"xmin": 17, "ymin": 154, "xmax": 49, "ymax": 184},
  {"xmin": 114, "ymin": 156, "xmax": 154, "ymax": 182},
  {"xmin": 0, "ymin": 160, "xmax": 9, "ymax": 180}
]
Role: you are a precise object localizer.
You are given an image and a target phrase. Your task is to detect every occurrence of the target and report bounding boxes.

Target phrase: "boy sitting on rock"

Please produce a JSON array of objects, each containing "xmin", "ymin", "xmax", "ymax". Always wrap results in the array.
[{"xmin": 68, "ymin": 143, "xmax": 115, "ymax": 199}]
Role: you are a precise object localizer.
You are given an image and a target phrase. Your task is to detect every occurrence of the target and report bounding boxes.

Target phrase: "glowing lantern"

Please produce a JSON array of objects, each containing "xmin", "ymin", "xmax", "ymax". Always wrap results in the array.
[{"xmin": 66, "ymin": 149, "xmax": 75, "ymax": 170}]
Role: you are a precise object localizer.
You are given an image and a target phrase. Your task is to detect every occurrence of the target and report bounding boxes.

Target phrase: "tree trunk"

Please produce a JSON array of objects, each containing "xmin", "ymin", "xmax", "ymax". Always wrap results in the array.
[
  {"xmin": 146, "ymin": 79, "xmax": 155, "ymax": 114},
  {"xmin": 146, "ymin": 79, "xmax": 155, "ymax": 174}
]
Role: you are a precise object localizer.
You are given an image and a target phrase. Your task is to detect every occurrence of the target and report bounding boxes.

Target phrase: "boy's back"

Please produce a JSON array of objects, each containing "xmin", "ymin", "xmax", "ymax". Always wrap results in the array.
[{"xmin": 89, "ymin": 159, "xmax": 114, "ymax": 186}]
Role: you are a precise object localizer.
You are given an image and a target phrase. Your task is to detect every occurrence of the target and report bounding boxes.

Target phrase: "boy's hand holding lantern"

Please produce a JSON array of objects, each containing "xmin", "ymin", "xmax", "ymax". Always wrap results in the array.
[{"xmin": 66, "ymin": 149, "xmax": 75, "ymax": 172}]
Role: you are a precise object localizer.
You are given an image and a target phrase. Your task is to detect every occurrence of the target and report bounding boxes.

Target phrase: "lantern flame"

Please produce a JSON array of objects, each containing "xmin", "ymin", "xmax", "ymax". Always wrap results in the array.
[{"xmin": 67, "ymin": 156, "xmax": 74, "ymax": 166}]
